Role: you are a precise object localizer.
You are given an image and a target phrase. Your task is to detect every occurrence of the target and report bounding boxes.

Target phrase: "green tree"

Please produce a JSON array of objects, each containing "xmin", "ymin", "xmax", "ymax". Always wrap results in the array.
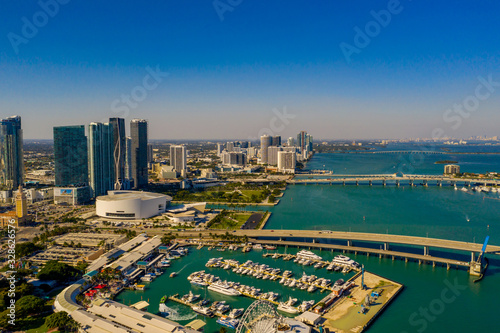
[
  {"xmin": 45, "ymin": 311, "xmax": 79, "ymax": 331},
  {"xmin": 37, "ymin": 260, "xmax": 81, "ymax": 282},
  {"xmin": 16, "ymin": 295, "xmax": 45, "ymax": 317},
  {"xmin": 15, "ymin": 242, "xmax": 42, "ymax": 258}
]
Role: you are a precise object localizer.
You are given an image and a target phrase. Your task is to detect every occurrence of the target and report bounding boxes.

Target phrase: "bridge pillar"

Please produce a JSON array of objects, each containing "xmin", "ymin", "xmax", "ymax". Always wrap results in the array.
[
  {"xmin": 384, "ymin": 242, "xmax": 389, "ymax": 251},
  {"xmin": 419, "ymin": 260, "xmax": 422, "ymax": 265},
  {"xmin": 405, "ymin": 257, "xmax": 408, "ymax": 263},
  {"xmin": 392, "ymin": 256, "xmax": 395, "ymax": 261},
  {"xmin": 423, "ymin": 180, "xmax": 428, "ymax": 187},
  {"xmin": 424, "ymin": 246, "xmax": 429, "ymax": 256},
  {"xmin": 312, "ymin": 239, "xmax": 315, "ymax": 243},
  {"xmin": 367, "ymin": 253, "xmax": 370, "ymax": 257},
  {"xmin": 356, "ymin": 181, "xmax": 359, "ymax": 186},
  {"xmin": 369, "ymin": 180, "xmax": 372, "ymax": 186},
  {"xmin": 433, "ymin": 261, "xmax": 436, "ymax": 267},
  {"xmin": 438, "ymin": 181, "xmax": 442, "ymax": 187},
  {"xmin": 383, "ymin": 180, "xmax": 386, "ymax": 187},
  {"xmin": 471, "ymin": 252, "xmax": 474, "ymax": 262},
  {"xmin": 447, "ymin": 263, "xmax": 450, "ymax": 270},
  {"xmin": 343, "ymin": 181, "xmax": 345, "ymax": 186},
  {"xmin": 379, "ymin": 254, "xmax": 382, "ymax": 259},
  {"xmin": 396, "ymin": 180, "xmax": 400, "ymax": 187}
]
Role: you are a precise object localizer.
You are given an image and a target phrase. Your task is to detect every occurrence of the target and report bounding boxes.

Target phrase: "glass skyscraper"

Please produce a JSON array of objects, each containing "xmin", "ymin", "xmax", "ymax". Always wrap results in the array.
[
  {"xmin": 0, "ymin": 115, "xmax": 23, "ymax": 191},
  {"xmin": 54, "ymin": 125, "xmax": 88, "ymax": 186},
  {"xmin": 130, "ymin": 119, "xmax": 148, "ymax": 188},
  {"xmin": 88, "ymin": 122, "xmax": 115, "ymax": 197},
  {"xmin": 109, "ymin": 117, "xmax": 126, "ymax": 190}
]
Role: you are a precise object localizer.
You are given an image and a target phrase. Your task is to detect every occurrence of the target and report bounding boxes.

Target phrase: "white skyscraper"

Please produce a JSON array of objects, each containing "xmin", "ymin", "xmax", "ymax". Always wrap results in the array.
[
  {"xmin": 277, "ymin": 151, "xmax": 296, "ymax": 173},
  {"xmin": 170, "ymin": 145, "xmax": 186, "ymax": 175}
]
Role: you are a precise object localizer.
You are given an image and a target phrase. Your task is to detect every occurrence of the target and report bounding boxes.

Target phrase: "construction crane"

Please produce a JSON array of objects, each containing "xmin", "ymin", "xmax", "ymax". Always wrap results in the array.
[{"xmin": 470, "ymin": 236, "xmax": 489, "ymax": 277}]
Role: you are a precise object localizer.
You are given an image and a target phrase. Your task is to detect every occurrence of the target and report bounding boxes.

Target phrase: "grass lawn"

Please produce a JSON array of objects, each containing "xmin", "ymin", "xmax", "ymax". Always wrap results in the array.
[{"xmin": 210, "ymin": 212, "xmax": 253, "ymax": 230}]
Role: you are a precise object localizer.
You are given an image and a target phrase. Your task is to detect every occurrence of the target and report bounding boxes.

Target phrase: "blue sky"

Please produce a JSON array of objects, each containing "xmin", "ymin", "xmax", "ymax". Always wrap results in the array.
[{"xmin": 1, "ymin": 0, "xmax": 499, "ymax": 140}]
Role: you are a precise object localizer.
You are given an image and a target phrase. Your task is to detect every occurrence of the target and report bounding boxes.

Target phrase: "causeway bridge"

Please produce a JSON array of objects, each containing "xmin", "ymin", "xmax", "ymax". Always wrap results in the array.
[
  {"xmin": 289, "ymin": 174, "xmax": 500, "ymax": 187},
  {"xmin": 173, "ymin": 229, "xmax": 500, "ymax": 274}
]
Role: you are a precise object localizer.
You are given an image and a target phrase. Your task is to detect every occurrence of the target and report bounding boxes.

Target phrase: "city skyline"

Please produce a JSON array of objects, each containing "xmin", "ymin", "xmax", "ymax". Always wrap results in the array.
[{"xmin": 1, "ymin": 1, "xmax": 500, "ymax": 140}]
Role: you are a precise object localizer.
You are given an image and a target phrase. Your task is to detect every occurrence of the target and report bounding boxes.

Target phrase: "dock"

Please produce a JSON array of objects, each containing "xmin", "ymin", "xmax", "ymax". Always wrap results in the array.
[{"xmin": 321, "ymin": 271, "xmax": 404, "ymax": 333}]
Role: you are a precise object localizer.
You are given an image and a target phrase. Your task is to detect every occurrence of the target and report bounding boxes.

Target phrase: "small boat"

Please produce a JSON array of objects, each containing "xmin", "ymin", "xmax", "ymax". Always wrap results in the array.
[
  {"xmin": 228, "ymin": 308, "xmax": 244, "ymax": 319},
  {"xmin": 192, "ymin": 306, "xmax": 214, "ymax": 317},
  {"xmin": 170, "ymin": 272, "xmax": 177, "ymax": 278},
  {"xmin": 217, "ymin": 316, "xmax": 240, "ymax": 329},
  {"xmin": 264, "ymin": 245, "xmax": 276, "ymax": 250},
  {"xmin": 159, "ymin": 296, "xmax": 168, "ymax": 313}
]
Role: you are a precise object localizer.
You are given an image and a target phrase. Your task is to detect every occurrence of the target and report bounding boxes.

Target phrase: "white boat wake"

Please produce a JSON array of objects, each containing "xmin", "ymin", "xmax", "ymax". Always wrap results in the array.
[{"xmin": 159, "ymin": 305, "xmax": 197, "ymax": 321}]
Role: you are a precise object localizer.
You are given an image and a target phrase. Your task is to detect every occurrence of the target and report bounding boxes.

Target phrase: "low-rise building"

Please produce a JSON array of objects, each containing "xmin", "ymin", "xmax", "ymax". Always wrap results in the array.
[
  {"xmin": 96, "ymin": 190, "xmax": 172, "ymax": 220},
  {"xmin": 55, "ymin": 233, "xmax": 128, "ymax": 248},
  {"xmin": 54, "ymin": 186, "xmax": 91, "ymax": 205}
]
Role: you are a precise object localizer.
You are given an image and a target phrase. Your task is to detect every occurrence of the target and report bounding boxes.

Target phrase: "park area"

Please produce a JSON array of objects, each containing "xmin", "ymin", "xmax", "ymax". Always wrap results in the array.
[{"xmin": 208, "ymin": 211, "xmax": 266, "ymax": 230}]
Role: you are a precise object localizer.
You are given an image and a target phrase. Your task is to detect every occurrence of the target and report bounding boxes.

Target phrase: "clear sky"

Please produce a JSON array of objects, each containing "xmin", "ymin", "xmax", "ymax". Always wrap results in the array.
[{"xmin": 1, "ymin": 0, "xmax": 499, "ymax": 140}]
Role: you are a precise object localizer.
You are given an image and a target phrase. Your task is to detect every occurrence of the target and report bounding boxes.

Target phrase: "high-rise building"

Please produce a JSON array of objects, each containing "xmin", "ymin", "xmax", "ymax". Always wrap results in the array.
[
  {"xmin": 277, "ymin": 151, "xmax": 296, "ymax": 173},
  {"xmin": 54, "ymin": 125, "xmax": 88, "ymax": 186},
  {"xmin": 216, "ymin": 143, "xmax": 224, "ymax": 156},
  {"xmin": 0, "ymin": 116, "xmax": 23, "ymax": 191},
  {"xmin": 170, "ymin": 145, "xmax": 186, "ymax": 175},
  {"xmin": 226, "ymin": 141, "xmax": 235, "ymax": 152},
  {"xmin": 130, "ymin": 119, "xmax": 148, "ymax": 188},
  {"xmin": 444, "ymin": 164, "xmax": 460, "ymax": 175},
  {"xmin": 15, "ymin": 185, "xmax": 27, "ymax": 218},
  {"xmin": 147, "ymin": 143, "xmax": 154, "ymax": 163},
  {"xmin": 296, "ymin": 131, "xmax": 313, "ymax": 154},
  {"xmin": 267, "ymin": 146, "xmax": 283, "ymax": 166},
  {"xmin": 260, "ymin": 135, "xmax": 272, "ymax": 164},
  {"xmin": 221, "ymin": 152, "xmax": 246, "ymax": 166},
  {"xmin": 109, "ymin": 117, "xmax": 126, "ymax": 190},
  {"xmin": 287, "ymin": 137, "xmax": 294, "ymax": 147},
  {"xmin": 272, "ymin": 135, "xmax": 281, "ymax": 147},
  {"xmin": 125, "ymin": 137, "xmax": 132, "ymax": 181},
  {"xmin": 88, "ymin": 122, "xmax": 115, "ymax": 198}
]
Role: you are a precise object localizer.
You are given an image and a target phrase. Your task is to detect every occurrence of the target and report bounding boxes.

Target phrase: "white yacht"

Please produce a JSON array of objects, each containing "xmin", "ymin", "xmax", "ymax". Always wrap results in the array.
[
  {"xmin": 332, "ymin": 255, "xmax": 357, "ymax": 267},
  {"xmin": 277, "ymin": 302, "xmax": 299, "ymax": 314},
  {"xmin": 208, "ymin": 281, "xmax": 242, "ymax": 296},
  {"xmin": 192, "ymin": 306, "xmax": 214, "ymax": 317},
  {"xmin": 298, "ymin": 300, "xmax": 314, "ymax": 312},
  {"xmin": 296, "ymin": 250, "xmax": 323, "ymax": 261}
]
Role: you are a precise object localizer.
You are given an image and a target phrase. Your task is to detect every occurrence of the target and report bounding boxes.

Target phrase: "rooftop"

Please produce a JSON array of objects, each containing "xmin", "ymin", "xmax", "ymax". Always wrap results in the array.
[{"xmin": 97, "ymin": 190, "xmax": 172, "ymax": 202}]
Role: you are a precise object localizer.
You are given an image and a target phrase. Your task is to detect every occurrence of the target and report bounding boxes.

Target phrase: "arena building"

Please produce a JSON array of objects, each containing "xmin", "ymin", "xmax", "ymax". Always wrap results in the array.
[{"xmin": 96, "ymin": 190, "xmax": 172, "ymax": 220}]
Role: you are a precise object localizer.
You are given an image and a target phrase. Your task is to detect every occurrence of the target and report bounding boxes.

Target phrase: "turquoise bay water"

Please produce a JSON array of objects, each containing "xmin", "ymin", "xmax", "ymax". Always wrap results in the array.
[{"xmin": 120, "ymin": 149, "xmax": 500, "ymax": 332}]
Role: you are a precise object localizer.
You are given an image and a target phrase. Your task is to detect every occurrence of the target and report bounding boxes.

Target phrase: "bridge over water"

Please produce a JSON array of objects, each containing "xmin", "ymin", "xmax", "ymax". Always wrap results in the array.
[
  {"xmin": 174, "ymin": 229, "xmax": 500, "ymax": 274},
  {"xmin": 289, "ymin": 174, "xmax": 500, "ymax": 187}
]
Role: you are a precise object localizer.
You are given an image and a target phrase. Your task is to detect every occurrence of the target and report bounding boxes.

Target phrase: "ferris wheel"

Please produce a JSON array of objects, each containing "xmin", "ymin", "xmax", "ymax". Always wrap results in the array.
[{"xmin": 236, "ymin": 300, "xmax": 290, "ymax": 333}]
